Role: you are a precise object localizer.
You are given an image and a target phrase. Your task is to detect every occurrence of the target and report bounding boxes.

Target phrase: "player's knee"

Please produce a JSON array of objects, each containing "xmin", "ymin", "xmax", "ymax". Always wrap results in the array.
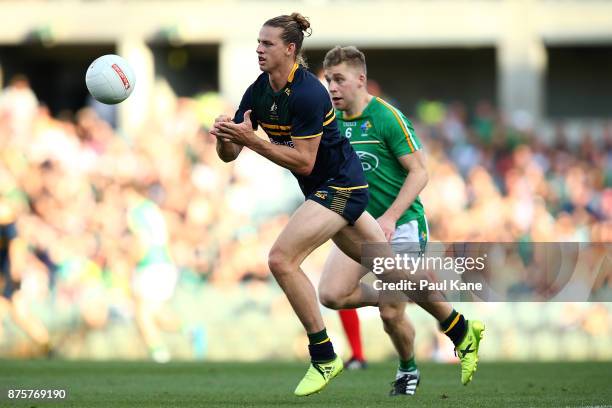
[
  {"xmin": 318, "ymin": 288, "xmax": 343, "ymax": 310},
  {"xmin": 379, "ymin": 304, "xmax": 403, "ymax": 327},
  {"xmin": 267, "ymin": 248, "xmax": 293, "ymax": 278}
]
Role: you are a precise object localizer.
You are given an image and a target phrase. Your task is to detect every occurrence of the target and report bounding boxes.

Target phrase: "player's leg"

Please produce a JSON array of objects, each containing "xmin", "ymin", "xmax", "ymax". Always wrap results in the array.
[
  {"xmin": 324, "ymin": 212, "xmax": 447, "ymax": 315},
  {"xmin": 320, "ymin": 232, "xmax": 420, "ymax": 392},
  {"xmin": 378, "ymin": 308, "xmax": 413, "ymax": 358},
  {"xmin": 133, "ymin": 263, "xmax": 178, "ymax": 363},
  {"xmin": 134, "ymin": 298, "xmax": 169, "ymax": 362},
  {"xmin": 331, "ymin": 211, "xmax": 485, "ymax": 385},
  {"xmin": 318, "ymin": 243, "xmax": 378, "ymax": 310},
  {"xmin": 384, "ymin": 219, "xmax": 423, "ymax": 395},
  {"xmin": 269, "ymin": 200, "xmax": 348, "ymax": 333},
  {"xmin": 380, "ymin": 302, "xmax": 420, "ymax": 395},
  {"xmin": 268, "ymin": 200, "xmax": 348, "ymax": 396},
  {"xmin": 10, "ymin": 290, "xmax": 51, "ymax": 353},
  {"xmin": 319, "ymin": 244, "xmax": 372, "ymax": 369},
  {"xmin": 338, "ymin": 309, "xmax": 366, "ymax": 369}
]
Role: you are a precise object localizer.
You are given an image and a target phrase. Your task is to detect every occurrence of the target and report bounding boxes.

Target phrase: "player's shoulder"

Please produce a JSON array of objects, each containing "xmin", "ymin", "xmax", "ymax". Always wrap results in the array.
[
  {"xmin": 291, "ymin": 67, "xmax": 328, "ymax": 100},
  {"xmin": 237, "ymin": 73, "xmax": 267, "ymax": 105},
  {"xmin": 371, "ymin": 97, "xmax": 404, "ymax": 118},
  {"xmin": 250, "ymin": 72, "xmax": 270, "ymax": 92},
  {"xmin": 371, "ymin": 97, "xmax": 413, "ymax": 126}
]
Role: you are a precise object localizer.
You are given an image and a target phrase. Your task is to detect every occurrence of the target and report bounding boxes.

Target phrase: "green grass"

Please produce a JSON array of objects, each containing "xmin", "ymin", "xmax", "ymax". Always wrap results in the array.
[{"xmin": 0, "ymin": 360, "xmax": 610, "ymax": 407}]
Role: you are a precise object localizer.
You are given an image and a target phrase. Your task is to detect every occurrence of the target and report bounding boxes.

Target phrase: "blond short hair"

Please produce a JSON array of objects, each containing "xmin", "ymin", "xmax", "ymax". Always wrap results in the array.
[{"xmin": 323, "ymin": 46, "xmax": 367, "ymax": 75}]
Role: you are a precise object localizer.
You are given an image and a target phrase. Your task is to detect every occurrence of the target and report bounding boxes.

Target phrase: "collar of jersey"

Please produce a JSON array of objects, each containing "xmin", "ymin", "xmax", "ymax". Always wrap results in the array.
[
  {"xmin": 340, "ymin": 96, "xmax": 376, "ymax": 121},
  {"xmin": 267, "ymin": 63, "xmax": 299, "ymax": 96},
  {"xmin": 287, "ymin": 63, "xmax": 299, "ymax": 83}
]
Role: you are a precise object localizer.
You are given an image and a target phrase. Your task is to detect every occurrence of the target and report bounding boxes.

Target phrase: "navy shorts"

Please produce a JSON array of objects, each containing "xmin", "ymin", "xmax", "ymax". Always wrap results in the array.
[{"xmin": 306, "ymin": 184, "xmax": 369, "ymax": 225}]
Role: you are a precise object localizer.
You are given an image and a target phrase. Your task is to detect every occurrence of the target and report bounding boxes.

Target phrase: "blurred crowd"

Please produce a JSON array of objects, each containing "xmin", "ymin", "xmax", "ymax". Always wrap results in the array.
[
  {"xmin": 414, "ymin": 99, "xmax": 610, "ymax": 242},
  {"xmin": 0, "ymin": 74, "xmax": 609, "ymax": 359}
]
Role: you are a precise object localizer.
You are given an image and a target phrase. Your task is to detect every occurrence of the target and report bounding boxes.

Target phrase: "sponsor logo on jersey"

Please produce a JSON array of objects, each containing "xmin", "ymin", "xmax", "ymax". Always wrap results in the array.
[
  {"xmin": 357, "ymin": 151, "xmax": 379, "ymax": 172},
  {"xmin": 284, "ymin": 88, "xmax": 291, "ymax": 96},
  {"xmin": 271, "ymin": 139, "xmax": 294, "ymax": 148},
  {"xmin": 270, "ymin": 102, "xmax": 277, "ymax": 112},
  {"xmin": 314, "ymin": 190, "xmax": 328, "ymax": 200},
  {"xmin": 343, "ymin": 122, "xmax": 357, "ymax": 127}
]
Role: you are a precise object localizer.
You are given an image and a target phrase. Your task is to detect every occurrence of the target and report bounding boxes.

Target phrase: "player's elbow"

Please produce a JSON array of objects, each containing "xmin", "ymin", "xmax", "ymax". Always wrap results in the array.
[
  {"xmin": 216, "ymin": 144, "xmax": 240, "ymax": 162},
  {"xmin": 294, "ymin": 161, "xmax": 315, "ymax": 176},
  {"xmin": 420, "ymin": 168, "xmax": 429, "ymax": 186},
  {"xmin": 410, "ymin": 164, "xmax": 428, "ymax": 186},
  {"xmin": 219, "ymin": 153, "xmax": 237, "ymax": 163}
]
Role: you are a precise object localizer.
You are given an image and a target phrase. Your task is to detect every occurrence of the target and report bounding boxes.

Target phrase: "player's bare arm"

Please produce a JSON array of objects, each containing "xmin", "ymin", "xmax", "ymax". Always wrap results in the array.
[
  {"xmin": 212, "ymin": 114, "xmax": 243, "ymax": 162},
  {"xmin": 215, "ymin": 110, "xmax": 320, "ymax": 176},
  {"xmin": 378, "ymin": 151, "xmax": 428, "ymax": 241}
]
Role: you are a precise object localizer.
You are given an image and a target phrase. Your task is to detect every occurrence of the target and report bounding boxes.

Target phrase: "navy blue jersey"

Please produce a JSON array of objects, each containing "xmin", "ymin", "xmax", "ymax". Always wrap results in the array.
[{"xmin": 233, "ymin": 64, "xmax": 367, "ymax": 196}]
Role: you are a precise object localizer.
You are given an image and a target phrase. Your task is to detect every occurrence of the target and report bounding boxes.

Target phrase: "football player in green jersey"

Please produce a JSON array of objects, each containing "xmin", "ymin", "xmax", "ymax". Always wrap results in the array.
[
  {"xmin": 125, "ymin": 186, "xmax": 179, "ymax": 363},
  {"xmin": 213, "ymin": 15, "xmax": 482, "ymax": 396},
  {"xmin": 319, "ymin": 46, "xmax": 484, "ymax": 394}
]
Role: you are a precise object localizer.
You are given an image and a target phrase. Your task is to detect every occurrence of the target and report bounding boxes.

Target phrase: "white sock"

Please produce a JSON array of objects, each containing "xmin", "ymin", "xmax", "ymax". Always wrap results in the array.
[{"xmin": 396, "ymin": 368, "xmax": 419, "ymax": 379}]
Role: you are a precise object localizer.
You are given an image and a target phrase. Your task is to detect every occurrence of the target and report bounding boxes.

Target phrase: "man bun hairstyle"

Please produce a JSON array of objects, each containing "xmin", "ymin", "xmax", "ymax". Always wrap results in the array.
[
  {"xmin": 291, "ymin": 12, "xmax": 311, "ymax": 33},
  {"xmin": 323, "ymin": 45, "xmax": 367, "ymax": 76},
  {"xmin": 264, "ymin": 12, "xmax": 312, "ymax": 67}
]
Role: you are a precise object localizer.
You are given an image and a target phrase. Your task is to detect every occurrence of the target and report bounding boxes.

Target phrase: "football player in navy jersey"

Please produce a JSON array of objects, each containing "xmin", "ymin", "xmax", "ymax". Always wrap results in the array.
[{"xmin": 212, "ymin": 13, "xmax": 484, "ymax": 396}]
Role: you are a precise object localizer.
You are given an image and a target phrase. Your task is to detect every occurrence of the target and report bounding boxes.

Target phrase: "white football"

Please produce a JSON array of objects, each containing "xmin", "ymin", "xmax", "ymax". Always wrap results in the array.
[{"xmin": 85, "ymin": 54, "xmax": 136, "ymax": 104}]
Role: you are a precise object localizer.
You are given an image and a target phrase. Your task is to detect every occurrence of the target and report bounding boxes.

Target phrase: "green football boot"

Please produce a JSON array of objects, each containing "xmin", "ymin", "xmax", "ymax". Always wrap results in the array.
[
  {"xmin": 294, "ymin": 355, "xmax": 343, "ymax": 396},
  {"xmin": 455, "ymin": 320, "xmax": 485, "ymax": 385}
]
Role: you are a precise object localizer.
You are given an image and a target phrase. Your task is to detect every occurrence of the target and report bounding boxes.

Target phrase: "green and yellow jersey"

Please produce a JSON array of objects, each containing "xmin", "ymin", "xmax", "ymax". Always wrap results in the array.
[{"xmin": 336, "ymin": 97, "xmax": 425, "ymax": 226}]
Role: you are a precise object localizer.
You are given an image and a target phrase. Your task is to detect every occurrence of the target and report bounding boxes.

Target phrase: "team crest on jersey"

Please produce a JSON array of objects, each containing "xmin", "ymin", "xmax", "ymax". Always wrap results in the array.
[
  {"xmin": 270, "ymin": 101, "xmax": 279, "ymax": 121},
  {"xmin": 360, "ymin": 121, "xmax": 372, "ymax": 131},
  {"xmin": 284, "ymin": 88, "xmax": 291, "ymax": 96}
]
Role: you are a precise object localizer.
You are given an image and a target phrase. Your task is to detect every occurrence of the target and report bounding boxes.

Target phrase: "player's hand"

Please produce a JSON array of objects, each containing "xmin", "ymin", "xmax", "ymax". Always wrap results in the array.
[
  {"xmin": 377, "ymin": 213, "xmax": 397, "ymax": 242},
  {"xmin": 215, "ymin": 110, "xmax": 257, "ymax": 147},
  {"xmin": 210, "ymin": 115, "xmax": 233, "ymax": 143},
  {"xmin": 212, "ymin": 114, "xmax": 232, "ymax": 126}
]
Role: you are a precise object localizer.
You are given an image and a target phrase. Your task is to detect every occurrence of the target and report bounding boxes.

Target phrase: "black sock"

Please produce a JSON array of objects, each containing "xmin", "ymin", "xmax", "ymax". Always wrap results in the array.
[
  {"xmin": 440, "ymin": 309, "xmax": 467, "ymax": 346},
  {"xmin": 307, "ymin": 329, "xmax": 336, "ymax": 363}
]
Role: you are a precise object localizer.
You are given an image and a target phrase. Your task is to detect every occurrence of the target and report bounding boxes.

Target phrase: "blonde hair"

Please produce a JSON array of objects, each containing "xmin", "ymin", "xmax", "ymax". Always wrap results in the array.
[{"xmin": 323, "ymin": 46, "xmax": 367, "ymax": 75}]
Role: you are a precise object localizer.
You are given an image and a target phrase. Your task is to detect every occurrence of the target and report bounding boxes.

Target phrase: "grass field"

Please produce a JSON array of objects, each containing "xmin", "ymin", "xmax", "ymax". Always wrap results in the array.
[{"xmin": 0, "ymin": 360, "xmax": 611, "ymax": 407}]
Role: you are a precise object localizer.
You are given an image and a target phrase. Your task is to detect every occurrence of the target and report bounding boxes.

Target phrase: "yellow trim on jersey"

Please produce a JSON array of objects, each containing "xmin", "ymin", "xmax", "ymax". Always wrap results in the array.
[
  {"xmin": 329, "ymin": 184, "xmax": 369, "ymax": 191},
  {"xmin": 376, "ymin": 97, "xmax": 416, "ymax": 152},
  {"xmin": 259, "ymin": 121, "xmax": 292, "ymax": 131},
  {"xmin": 287, "ymin": 63, "xmax": 299, "ymax": 83},
  {"xmin": 323, "ymin": 113, "xmax": 336, "ymax": 126},
  {"xmin": 266, "ymin": 130, "xmax": 291, "ymax": 136},
  {"xmin": 325, "ymin": 107, "xmax": 334, "ymax": 119},
  {"xmin": 342, "ymin": 111, "xmax": 363, "ymax": 121},
  {"xmin": 292, "ymin": 132, "xmax": 323, "ymax": 139},
  {"xmin": 350, "ymin": 140, "xmax": 381, "ymax": 145}
]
